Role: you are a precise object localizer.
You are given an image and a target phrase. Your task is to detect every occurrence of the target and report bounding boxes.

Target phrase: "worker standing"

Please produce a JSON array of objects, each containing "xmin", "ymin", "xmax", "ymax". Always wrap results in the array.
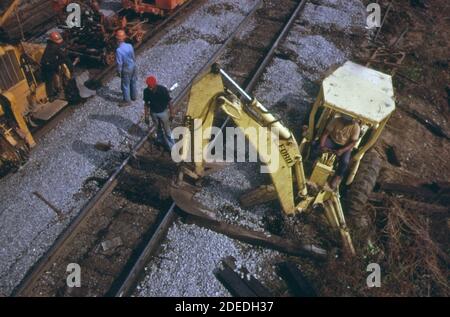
[
  {"xmin": 115, "ymin": 29, "xmax": 137, "ymax": 106},
  {"xmin": 40, "ymin": 31, "xmax": 71, "ymax": 101},
  {"xmin": 143, "ymin": 76, "xmax": 175, "ymax": 150}
]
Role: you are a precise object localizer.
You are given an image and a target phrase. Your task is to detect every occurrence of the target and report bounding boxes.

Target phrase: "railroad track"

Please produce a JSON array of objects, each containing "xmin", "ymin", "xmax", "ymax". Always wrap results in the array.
[
  {"xmin": 13, "ymin": 0, "xmax": 309, "ymax": 297},
  {"xmin": 33, "ymin": 0, "xmax": 201, "ymax": 140}
]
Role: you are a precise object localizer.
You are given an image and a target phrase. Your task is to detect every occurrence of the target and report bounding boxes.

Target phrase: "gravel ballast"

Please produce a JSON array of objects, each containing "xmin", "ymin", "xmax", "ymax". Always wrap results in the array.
[
  {"xmin": 0, "ymin": 0, "xmax": 259, "ymax": 295},
  {"xmin": 135, "ymin": 222, "xmax": 282, "ymax": 297},
  {"xmin": 134, "ymin": 0, "xmax": 368, "ymax": 296}
]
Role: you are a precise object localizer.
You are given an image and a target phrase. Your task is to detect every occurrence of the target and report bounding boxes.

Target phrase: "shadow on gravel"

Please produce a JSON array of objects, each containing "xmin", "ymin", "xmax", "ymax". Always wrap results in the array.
[
  {"xmin": 89, "ymin": 114, "xmax": 145, "ymax": 137},
  {"xmin": 72, "ymin": 139, "xmax": 124, "ymax": 168},
  {"xmin": 97, "ymin": 87, "xmax": 123, "ymax": 103}
]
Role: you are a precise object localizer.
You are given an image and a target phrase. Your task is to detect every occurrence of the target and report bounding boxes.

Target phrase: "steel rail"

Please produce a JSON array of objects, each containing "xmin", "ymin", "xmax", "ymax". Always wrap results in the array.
[
  {"xmin": 13, "ymin": 0, "xmax": 263, "ymax": 297},
  {"xmin": 32, "ymin": 0, "xmax": 198, "ymax": 141},
  {"xmin": 218, "ymin": 0, "xmax": 309, "ymax": 136},
  {"xmin": 91, "ymin": 0, "xmax": 197, "ymax": 84},
  {"xmin": 113, "ymin": 0, "xmax": 265, "ymax": 297},
  {"xmin": 114, "ymin": 0, "xmax": 309, "ymax": 297},
  {"xmin": 12, "ymin": 0, "xmax": 196, "ymax": 296}
]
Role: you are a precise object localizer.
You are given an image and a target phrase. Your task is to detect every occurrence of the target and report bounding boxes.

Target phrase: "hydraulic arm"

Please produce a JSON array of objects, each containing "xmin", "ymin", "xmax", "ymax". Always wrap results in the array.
[
  {"xmin": 177, "ymin": 64, "xmax": 355, "ymax": 254},
  {"xmin": 180, "ymin": 65, "xmax": 308, "ymax": 215}
]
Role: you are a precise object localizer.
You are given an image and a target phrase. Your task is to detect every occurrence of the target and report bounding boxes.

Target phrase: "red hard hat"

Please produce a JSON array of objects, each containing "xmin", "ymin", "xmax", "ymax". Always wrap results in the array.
[
  {"xmin": 50, "ymin": 31, "xmax": 63, "ymax": 44},
  {"xmin": 146, "ymin": 76, "xmax": 157, "ymax": 88}
]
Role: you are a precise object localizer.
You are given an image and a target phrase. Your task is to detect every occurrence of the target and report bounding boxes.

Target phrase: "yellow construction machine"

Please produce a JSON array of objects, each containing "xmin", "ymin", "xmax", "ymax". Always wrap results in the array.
[
  {"xmin": 173, "ymin": 62, "xmax": 395, "ymax": 255},
  {"xmin": 0, "ymin": 1, "xmax": 81, "ymax": 177},
  {"xmin": 0, "ymin": 0, "xmax": 21, "ymax": 28}
]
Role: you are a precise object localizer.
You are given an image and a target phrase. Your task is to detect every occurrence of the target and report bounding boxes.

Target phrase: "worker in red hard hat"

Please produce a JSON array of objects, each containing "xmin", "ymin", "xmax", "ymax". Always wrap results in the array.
[
  {"xmin": 143, "ymin": 76, "xmax": 175, "ymax": 150},
  {"xmin": 50, "ymin": 31, "xmax": 64, "ymax": 44},
  {"xmin": 41, "ymin": 31, "xmax": 71, "ymax": 101},
  {"xmin": 115, "ymin": 29, "xmax": 137, "ymax": 106}
]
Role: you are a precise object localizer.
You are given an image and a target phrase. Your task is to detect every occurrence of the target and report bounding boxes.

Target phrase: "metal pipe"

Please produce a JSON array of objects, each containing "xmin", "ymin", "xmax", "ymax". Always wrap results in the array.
[{"xmin": 219, "ymin": 68, "xmax": 252, "ymax": 102}]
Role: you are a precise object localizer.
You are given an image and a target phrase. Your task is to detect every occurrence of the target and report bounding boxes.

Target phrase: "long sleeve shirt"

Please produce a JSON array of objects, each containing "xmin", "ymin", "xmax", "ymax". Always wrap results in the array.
[
  {"xmin": 116, "ymin": 42, "xmax": 136, "ymax": 74},
  {"xmin": 41, "ymin": 40, "xmax": 71, "ymax": 73}
]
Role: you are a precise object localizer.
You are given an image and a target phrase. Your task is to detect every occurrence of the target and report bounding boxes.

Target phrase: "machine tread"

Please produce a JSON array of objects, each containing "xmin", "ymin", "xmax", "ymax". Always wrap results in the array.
[{"xmin": 345, "ymin": 150, "xmax": 382, "ymax": 228}]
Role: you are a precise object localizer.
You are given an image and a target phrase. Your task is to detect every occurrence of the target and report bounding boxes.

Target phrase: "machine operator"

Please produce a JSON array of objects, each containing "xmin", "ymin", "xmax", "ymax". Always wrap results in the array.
[{"xmin": 312, "ymin": 115, "xmax": 361, "ymax": 190}]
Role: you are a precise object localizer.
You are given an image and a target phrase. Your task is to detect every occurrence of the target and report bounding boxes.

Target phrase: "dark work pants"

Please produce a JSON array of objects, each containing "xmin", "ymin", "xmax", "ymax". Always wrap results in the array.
[
  {"xmin": 311, "ymin": 138, "xmax": 352, "ymax": 177},
  {"xmin": 44, "ymin": 71, "xmax": 60, "ymax": 99}
]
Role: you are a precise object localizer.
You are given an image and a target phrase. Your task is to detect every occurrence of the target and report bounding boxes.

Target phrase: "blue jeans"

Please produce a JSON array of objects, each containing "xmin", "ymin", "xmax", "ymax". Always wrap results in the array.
[
  {"xmin": 121, "ymin": 66, "xmax": 137, "ymax": 102},
  {"xmin": 151, "ymin": 109, "xmax": 174, "ymax": 150},
  {"xmin": 311, "ymin": 138, "xmax": 352, "ymax": 177}
]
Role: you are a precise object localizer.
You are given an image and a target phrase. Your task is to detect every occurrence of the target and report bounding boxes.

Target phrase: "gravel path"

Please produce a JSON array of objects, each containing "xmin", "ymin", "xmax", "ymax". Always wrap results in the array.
[
  {"xmin": 0, "ymin": 0, "xmax": 258, "ymax": 295},
  {"xmin": 134, "ymin": 0, "xmax": 368, "ymax": 296},
  {"xmin": 135, "ymin": 222, "xmax": 282, "ymax": 297}
]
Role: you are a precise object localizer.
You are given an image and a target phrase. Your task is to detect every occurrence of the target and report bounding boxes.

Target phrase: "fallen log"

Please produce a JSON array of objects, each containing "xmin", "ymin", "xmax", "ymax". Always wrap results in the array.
[
  {"xmin": 369, "ymin": 192, "xmax": 449, "ymax": 214},
  {"xmin": 377, "ymin": 181, "xmax": 450, "ymax": 205}
]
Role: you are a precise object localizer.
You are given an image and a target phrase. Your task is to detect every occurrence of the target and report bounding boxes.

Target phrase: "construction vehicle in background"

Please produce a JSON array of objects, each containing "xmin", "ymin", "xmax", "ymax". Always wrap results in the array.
[
  {"xmin": 0, "ymin": 1, "xmax": 93, "ymax": 177},
  {"xmin": 0, "ymin": 0, "xmax": 21, "ymax": 29},
  {"xmin": 172, "ymin": 62, "xmax": 395, "ymax": 255},
  {"xmin": 52, "ymin": 0, "xmax": 145, "ymax": 65},
  {"xmin": 122, "ymin": 0, "xmax": 188, "ymax": 17}
]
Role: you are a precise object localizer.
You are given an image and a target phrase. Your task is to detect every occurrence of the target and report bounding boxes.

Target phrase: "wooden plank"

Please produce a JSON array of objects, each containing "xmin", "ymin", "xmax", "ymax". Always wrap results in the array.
[
  {"xmin": 172, "ymin": 185, "xmax": 326, "ymax": 259},
  {"xmin": 180, "ymin": 209, "xmax": 327, "ymax": 260},
  {"xmin": 277, "ymin": 262, "xmax": 316, "ymax": 297},
  {"xmin": 214, "ymin": 264, "xmax": 257, "ymax": 297},
  {"xmin": 222, "ymin": 256, "xmax": 273, "ymax": 297}
]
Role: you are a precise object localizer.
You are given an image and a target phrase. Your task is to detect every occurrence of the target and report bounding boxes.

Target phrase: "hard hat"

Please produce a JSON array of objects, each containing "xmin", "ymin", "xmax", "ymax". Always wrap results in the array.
[
  {"xmin": 49, "ymin": 31, "xmax": 63, "ymax": 44},
  {"xmin": 146, "ymin": 76, "xmax": 157, "ymax": 88},
  {"xmin": 116, "ymin": 29, "xmax": 127, "ymax": 41}
]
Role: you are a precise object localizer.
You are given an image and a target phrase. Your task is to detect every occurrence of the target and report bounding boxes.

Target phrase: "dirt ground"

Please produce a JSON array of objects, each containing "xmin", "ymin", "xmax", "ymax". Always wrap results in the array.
[
  {"xmin": 318, "ymin": 0, "xmax": 450, "ymax": 296},
  {"xmin": 364, "ymin": 0, "xmax": 450, "ymax": 184}
]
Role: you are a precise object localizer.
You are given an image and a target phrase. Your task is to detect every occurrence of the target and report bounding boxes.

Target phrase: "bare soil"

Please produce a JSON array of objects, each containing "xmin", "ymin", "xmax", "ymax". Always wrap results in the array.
[{"xmin": 317, "ymin": 0, "xmax": 450, "ymax": 296}]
